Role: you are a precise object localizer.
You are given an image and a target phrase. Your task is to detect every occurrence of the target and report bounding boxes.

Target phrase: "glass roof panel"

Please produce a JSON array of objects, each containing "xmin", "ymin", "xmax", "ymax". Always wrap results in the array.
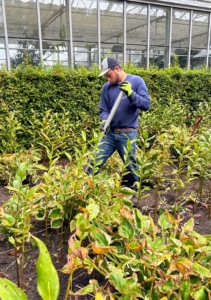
[
  {"xmin": 18, "ymin": 0, "xmax": 211, "ymax": 9},
  {"xmin": 154, "ymin": 0, "xmax": 211, "ymax": 9}
]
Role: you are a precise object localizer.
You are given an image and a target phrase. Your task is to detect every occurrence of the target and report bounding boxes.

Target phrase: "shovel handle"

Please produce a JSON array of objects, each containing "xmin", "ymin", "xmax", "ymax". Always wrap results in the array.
[
  {"xmin": 84, "ymin": 91, "xmax": 124, "ymax": 173},
  {"xmin": 102, "ymin": 91, "xmax": 124, "ymax": 134}
]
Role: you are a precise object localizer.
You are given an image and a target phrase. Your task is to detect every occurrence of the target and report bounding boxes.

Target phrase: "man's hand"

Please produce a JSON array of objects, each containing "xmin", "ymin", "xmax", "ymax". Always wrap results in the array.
[
  {"xmin": 100, "ymin": 120, "xmax": 109, "ymax": 133},
  {"xmin": 120, "ymin": 81, "xmax": 132, "ymax": 97}
]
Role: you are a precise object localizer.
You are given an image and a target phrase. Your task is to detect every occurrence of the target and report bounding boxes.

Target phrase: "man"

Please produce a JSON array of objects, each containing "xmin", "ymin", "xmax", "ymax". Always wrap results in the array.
[{"xmin": 88, "ymin": 57, "xmax": 150, "ymax": 205}]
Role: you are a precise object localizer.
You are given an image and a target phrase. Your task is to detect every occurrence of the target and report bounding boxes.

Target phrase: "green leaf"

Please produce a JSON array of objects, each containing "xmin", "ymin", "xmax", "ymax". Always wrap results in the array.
[
  {"xmin": 119, "ymin": 217, "xmax": 134, "ymax": 240},
  {"xmin": 3, "ymin": 213, "xmax": 16, "ymax": 226},
  {"xmin": 169, "ymin": 293, "xmax": 179, "ymax": 300},
  {"xmin": 12, "ymin": 179, "xmax": 21, "ymax": 189},
  {"xmin": 120, "ymin": 188, "xmax": 134, "ymax": 196},
  {"xmin": 69, "ymin": 281, "xmax": 96, "ymax": 296},
  {"xmin": 161, "ymin": 279, "xmax": 174, "ymax": 292},
  {"xmin": 193, "ymin": 263, "xmax": 211, "ymax": 277},
  {"xmin": 36, "ymin": 209, "xmax": 45, "ymax": 220},
  {"xmin": 49, "ymin": 208, "xmax": 63, "ymax": 219},
  {"xmin": 86, "ymin": 200, "xmax": 100, "ymax": 220},
  {"xmin": 191, "ymin": 287, "xmax": 208, "ymax": 300},
  {"xmin": 169, "ymin": 238, "xmax": 182, "ymax": 247},
  {"xmin": 81, "ymin": 131, "xmax": 86, "ymax": 142},
  {"xmin": 73, "ymin": 213, "xmax": 91, "ymax": 232},
  {"xmin": 158, "ymin": 213, "xmax": 170, "ymax": 230},
  {"xmin": 180, "ymin": 280, "xmax": 190, "ymax": 300},
  {"xmin": 182, "ymin": 218, "xmax": 194, "ymax": 232},
  {"xmin": 108, "ymin": 269, "xmax": 127, "ymax": 293},
  {"xmin": 200, "ymin": 254, "xmax": 211, "ymax": 264},
  {"xmin": 151, "ymin": 288, "xmax": 159, "ymax": 300},
  {"xmin": 26, "ymin": 187, "xmax": 38, "ymax": 199},
  {"xmin": 190, "ymin": 275, "xmax": 201, "ymax": 285},
  {"xmin": 8, "ymin": 236, "xmax": 15, "ymax": 246},
  {"xmin": 36, "ymin": 164, "xmax": 48, "ymax": 171},
  {"xmin": 134, "ymin": 208, "xmax": 143, "ymax": 229},
  {"xmin": 31, "ymin": 235, "xmax": 60, "ymax": 300},
  {"xmin": 91, "ymin": 227, "xmax": 111, "ymax": 246},
  {"xmin": 51, "ymin": 219, "xmax": 62, "ymax": 228},
  {"xmin": 148, "ymin": 237, "xmax": 163, "ymax": 251},
  {"xmin": 0, "ymin": 278, "xmax": 28, "ymax": 300}
]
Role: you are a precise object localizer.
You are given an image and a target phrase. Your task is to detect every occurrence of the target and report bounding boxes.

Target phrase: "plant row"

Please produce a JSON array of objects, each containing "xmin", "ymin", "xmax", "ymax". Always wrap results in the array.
[
  {"xmin": 0, "ymin": 63, "xmax": 211, "ymax": 152},
  {"xmin": 0, "ymin": 116, "xmax": 211, "ymax": 298}
]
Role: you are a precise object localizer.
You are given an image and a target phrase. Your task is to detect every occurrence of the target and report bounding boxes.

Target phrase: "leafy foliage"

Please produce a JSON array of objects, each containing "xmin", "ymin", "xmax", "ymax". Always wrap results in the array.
[
  {"xmin": 65, "ymin": 205, "xmax": 211, "ymax": 299},
  {"xmin": 0, "ymin": 64, "xmax": 211, "ymax": 298},
  {"xmin": 0, "ymin": 64, "xmax": 211, "ymax": 153}
]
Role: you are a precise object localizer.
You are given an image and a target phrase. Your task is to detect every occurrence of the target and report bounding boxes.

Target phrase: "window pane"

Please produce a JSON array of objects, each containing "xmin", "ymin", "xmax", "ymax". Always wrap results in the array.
[
  {"xmin": 40, "ymin": 0, "xmax": 67, "ymax": 40},
  {"xmin": 150, "ymin": 6, "xmax": 170, "ymax": 68},
  {"xmin": 172, "ymin": 9, "xmax": 190, "ymax": 48},
  {"xmin": 100, "ymin": 0, "xmax": 123, "ymax": 60},
  {"xmin": 6, "ymin": 0, "xmax": 38, "ymax": 38},
  {"xmin": 190, "ymin": 11, "xmax": 209, "ymax": 69},
  {"xmin": 73, "ymin": 43, "xmax": 98, "ymax": 67},
  {"xmin": 172, "ymin": 9, "xmax": 190, "ymax": 68},
  {"xmin": 42, "ymin": 41, "xmax": 68, "ymax": 66},
  {"xmin": 126, "ymin": 3, "xmax": 147, "ymax": 66},
  {"xmin": 192, "ymin": 12, "xmax": 209, "ymax": 49},
  {"xmin": 101, "ymin": 43, "xmax": 123, "ymax": 63},
  {"xmin": 127, "ymin": 47, "xmax": 147, "ymax": 68},
  {"xmin": 150, "ymin": 46, "xmax": 169, "ymax": 68},
  {"xmin": 0, "ymin": 38, "xmax": 6, "ymax": 67},
  {"xmin": 9, "ymin": 38, "xmax": 40, "ymax": 68},
  {"xmin": 6, "ymin": 0, "xmax": 39, "ymax": 67},
  {"xmin": 150, "ymin": 6, "xmax": 168, "ymax": 46},
  {"xmin": 171, "ymin": 47, "xmax": 188, "ymax": 68},
  {"xmin": 72, "ymin": 0, "xmax": 98, "ymax": 67}
]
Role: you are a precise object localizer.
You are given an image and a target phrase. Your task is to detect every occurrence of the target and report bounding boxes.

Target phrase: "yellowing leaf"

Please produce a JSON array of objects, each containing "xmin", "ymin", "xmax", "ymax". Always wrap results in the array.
[
  {"xmin": 175, "ymin": 258, "xmax": 193, "ymax": 275},
  {"xmin": 157, "ymin": 252, "xmax": 172, "ymax": 262},
  {"xmin": 149, "ymin": 214, "xmax": 156, "ymax": 232},
  {"xmin": 92, "ymin": 243, "xmax": 116, "ymax": 254},
  {"xmin": 165, "ymin": 210, "xmax": 175, "ymax": 225},
  {"xmin": 95, "ymin": 291, "xmax": 104, "ymax": 300},
  {"xmin": 120, "ymin": 207, "xmax": 133, "ymax": 220},
  {"xmin": 79, "ymin": 207, "xmax": 89, "ymax": 213},
  {"xmin": 126, "ymin": 240, "xmax": 142, "ymax": 251}
]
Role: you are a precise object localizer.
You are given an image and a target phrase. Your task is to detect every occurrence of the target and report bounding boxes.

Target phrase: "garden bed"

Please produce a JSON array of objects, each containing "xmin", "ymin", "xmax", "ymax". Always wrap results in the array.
[{"xmin": 0, "ymin": 169, "xmax": 210, "ymax": 300}]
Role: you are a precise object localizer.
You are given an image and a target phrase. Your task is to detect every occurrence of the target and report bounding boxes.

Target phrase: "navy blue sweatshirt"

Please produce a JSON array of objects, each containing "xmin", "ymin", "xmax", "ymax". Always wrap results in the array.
[{"xmin": 99, "ymin": 74, "xmax": 150, "ymax": 129}]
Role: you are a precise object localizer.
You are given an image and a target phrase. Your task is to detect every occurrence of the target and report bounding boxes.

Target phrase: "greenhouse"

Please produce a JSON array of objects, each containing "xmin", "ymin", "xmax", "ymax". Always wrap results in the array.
[{"xmin": 1, "ymin": 0, "xmax": 211, "ymax": 69}]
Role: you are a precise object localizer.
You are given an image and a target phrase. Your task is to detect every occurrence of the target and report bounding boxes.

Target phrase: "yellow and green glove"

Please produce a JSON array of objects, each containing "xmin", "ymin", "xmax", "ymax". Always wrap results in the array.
[
  {"xmin": 120, "ymin": 81, "xmax": 132, "ymax": 97},
  {"xmin": 100, "ymin": 120, "xmax": 109, "ymax": 133}
]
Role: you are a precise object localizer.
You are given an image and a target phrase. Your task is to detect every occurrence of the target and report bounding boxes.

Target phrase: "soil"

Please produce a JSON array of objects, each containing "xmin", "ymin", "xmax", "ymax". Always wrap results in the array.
[{"xmin": 0, "ymin": 170, "xmax": 211, "ymax": 299}]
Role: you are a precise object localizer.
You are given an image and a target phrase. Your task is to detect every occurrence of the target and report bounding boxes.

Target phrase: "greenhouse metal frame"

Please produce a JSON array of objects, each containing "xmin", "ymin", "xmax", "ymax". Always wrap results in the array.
[{"xmin": 1, "ymin": 0, "xmax": 211, "ymax": 69}]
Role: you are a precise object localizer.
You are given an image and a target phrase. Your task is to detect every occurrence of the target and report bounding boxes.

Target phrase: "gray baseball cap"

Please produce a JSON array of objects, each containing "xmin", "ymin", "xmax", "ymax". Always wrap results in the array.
[{"xmin": 98, "ymin": 57, "xmax": 119, "ymax": 77}]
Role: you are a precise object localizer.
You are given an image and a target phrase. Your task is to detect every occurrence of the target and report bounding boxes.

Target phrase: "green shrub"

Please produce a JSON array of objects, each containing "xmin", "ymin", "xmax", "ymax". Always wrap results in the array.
[{"xmin": 0, "ymin": 64, "xmax": 210, "ymax": 153}]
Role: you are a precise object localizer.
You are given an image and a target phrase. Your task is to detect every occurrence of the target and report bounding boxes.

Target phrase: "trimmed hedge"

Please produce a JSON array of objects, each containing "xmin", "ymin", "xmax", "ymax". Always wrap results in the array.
[{"xmin": 0, "ymin": 63, "xmax": 211, "ymax": 152}]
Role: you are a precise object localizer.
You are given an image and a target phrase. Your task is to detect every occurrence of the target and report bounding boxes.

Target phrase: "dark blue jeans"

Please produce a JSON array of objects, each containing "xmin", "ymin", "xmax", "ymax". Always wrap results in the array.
[{"xmin": 87, "ymin": 130, "xmax": 139, "ymax": 190}]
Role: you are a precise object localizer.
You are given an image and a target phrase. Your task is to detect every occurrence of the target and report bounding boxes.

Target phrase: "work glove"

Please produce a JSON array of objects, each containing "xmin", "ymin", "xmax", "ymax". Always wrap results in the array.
[
  {"xmin": 100, "ymin": 120, "xmax": 109, "ymax": 133},
  {"xmin": 120, "ymin": 81, "xmax": 132, "ymax": 97}
]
